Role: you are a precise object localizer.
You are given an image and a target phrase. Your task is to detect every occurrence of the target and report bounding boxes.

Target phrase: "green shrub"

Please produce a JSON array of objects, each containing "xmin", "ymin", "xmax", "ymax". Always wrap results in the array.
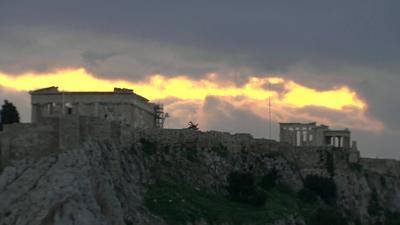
[
  {"xmin": 211, "ymin": 144, "xmax": 229, "ymax": 158},
  {"xmin": 350, "ymin": 163, "xmax": 363, "ymax": 173},
  {"xmin": 275, "ymin": 183, "xmax": 296, "ymax": 196},
  {"xmin": 139, "ymin": 138, "xmax": 157, "ymax": 155},
  {"xmin": 260, "ymin": 169, "xmax": 278, "ymax": 190},
  {"xmin": 124, "ymin": 219, "xmax": 133, "ymax": 225},
  {"xmin": 380, "ymin": 176, "xmax": 387, "ymax": 187},
  {"xmin": 144, "ymin": 181, "xmax": 311, "ymax": 225},
  {"xmin": 297, "ymin": 188, "xmax": 318, "ymax": 203},
  {"xmin": 326, "ymin": 151, "xmax": 335, "ymax": 177},
  {"xmin": 185, "ymin": 147, "xmax": 199, "ymax": 162},
  {"xmin": 308, "ymin": 207, "xmax": 346, "ymax": 225},
  {"xmin": 385, "ymin": 211, "xmax": 400, "ymax": 225},
  {"xmin": 368, "ymin": 189, "xmax": 381, "ymax": 215},
  {"xmin": 227, "ymin": 171, "xmax": 266, "ymax": 207},
  {"xmin": 354, "ymin": 218, "xmax": 362, "ymax": 225},
  {"xmin": 304, "ymin": 175, "xmax": 337, "ymax": 205}
]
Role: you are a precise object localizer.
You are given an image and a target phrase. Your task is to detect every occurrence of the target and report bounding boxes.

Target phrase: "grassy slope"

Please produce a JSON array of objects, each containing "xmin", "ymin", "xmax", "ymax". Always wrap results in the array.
[{"xmin": 145, "ymin": 181, "xmax": 318, "ymax": 225}]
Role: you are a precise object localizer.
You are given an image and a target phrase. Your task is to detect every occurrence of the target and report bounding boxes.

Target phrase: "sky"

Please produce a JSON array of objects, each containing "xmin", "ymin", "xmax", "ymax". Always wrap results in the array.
[{"xmin": 0, "ymin": 1, "xmax": 399, "ymax": 158}]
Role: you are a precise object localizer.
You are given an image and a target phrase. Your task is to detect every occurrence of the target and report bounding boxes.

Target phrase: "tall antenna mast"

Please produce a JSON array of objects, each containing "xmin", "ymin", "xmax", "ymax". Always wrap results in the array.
[
  {"xmin": 268, "ymin": 81, "xmax": 272, "ymax": 139},
  {"xmin": 62, "ymin": 90, "xmax": 65, "ymax": 115}
]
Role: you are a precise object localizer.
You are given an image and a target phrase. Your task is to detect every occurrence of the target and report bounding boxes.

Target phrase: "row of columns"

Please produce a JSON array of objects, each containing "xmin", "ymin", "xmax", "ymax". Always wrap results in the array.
[
  {"xmin": 280, "ymin": 126, "xmax": 315, "ymax": 147},
  {"xmin": 325, "ymin": 136, "xmax": 350, "ymax": 148},
  {"xmin": 294, "ymin": 130, "xmax": 313, "ymax": 146}
]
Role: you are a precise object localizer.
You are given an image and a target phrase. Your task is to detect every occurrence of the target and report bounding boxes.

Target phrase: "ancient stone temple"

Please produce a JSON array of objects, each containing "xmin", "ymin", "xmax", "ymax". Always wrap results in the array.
[
  {"xmin": 0, "ymin": 87, "xmax": 168, "ymax": 169},
  {"xmin": 30, "ymin": 86, "xmax": 167, "ymax": 128},
  {"xmin": 279, "ymin": 122, "xmax": 351, "ymax": 148}
]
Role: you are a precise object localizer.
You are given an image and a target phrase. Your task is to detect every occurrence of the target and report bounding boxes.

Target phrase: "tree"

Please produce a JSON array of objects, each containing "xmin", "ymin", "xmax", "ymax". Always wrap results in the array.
[
  {"xmin": 0, "ymin": 100, "xmax": 20, "ymax": 130},
  {"xmin": 309, "ymin": 207, "xmax": 346, "ymax": 225},
  {"xmin": 260, "ymin": 168, "xmax": 279, "ymax": 190},
  {"xmin": 187, "ymin": 121, "xmax": 199, "ymax": 130},
  {"xmin": 226, "ymin": 171, "xmax": 267, "ymax": 207},
  {"xmin": 304, "ymin": 175, "xmax": 337, "ymax": 205}
]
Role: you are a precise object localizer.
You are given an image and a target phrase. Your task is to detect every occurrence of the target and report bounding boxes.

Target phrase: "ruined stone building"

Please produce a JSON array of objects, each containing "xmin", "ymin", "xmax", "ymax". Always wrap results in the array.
[
  {"xmin": 0, "ymin": 87, "xmax": 168, "ymax": 169},
  {"xmin": 279, "ymin": 122, "xmax": 353, "ymax": 148},
  {"xmin": 30, "ymin": 86, "xmax": 166, "ymax": 128}
]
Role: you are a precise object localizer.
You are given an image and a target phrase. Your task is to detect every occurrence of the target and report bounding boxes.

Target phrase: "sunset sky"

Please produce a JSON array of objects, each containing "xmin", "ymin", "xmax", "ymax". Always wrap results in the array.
[{"xmin": 0, "ymin": 1, "xmax": 399, "ymax": 158}]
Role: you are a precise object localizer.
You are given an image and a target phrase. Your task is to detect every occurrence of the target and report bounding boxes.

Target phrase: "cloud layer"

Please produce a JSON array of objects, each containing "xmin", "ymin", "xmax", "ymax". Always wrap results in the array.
[
  {"xmin": 0, "ymin": 0, "xmax": 399, "ymax": 158},
  {"xmin": 0, "ymin": 68, "xmax": 383, "ymax": 135}
]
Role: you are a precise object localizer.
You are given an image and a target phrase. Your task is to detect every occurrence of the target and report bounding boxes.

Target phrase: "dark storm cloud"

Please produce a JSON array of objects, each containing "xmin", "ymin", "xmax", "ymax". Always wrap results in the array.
[
  {"xmin": 284, "ymin": 106, "xmax": 380, "ymax": 131},
  {"xmin": 1, "ymin": 0, "xmax": 400, "ymax": 74},
  {"xmin": 81, "ymin": 51, "xmax": 119, "ymax": 67},
  {"xmin": 275, "ymin": 64, "xmax": 400, "ymax": 131},
  {"xmin": 0, "ymin": 0, "xmax": 399, "ymax": 156},
  {"xmin": 201, "ymin": 96, "xmax": 271, "ymax": 137},
  {"xmin": 352, "ymin": 72, "xmax": 400, "ymax": 131},
  {"xmin": 352, "ymin": 130, "xmax": 400, "ymax": 159}
]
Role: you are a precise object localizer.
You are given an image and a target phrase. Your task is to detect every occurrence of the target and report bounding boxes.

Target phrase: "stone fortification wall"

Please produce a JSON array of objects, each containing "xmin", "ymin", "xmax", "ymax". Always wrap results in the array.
[
  {"xmin": 360, "ymin": 158, "xmax": 400, "ymax": 177},
  {"xmin": 0, "ymin": 119, "xmax": 59, "ymax": 169},
  {"xmin": 137, "ymin": 128, "xmax": 345, "ymax": 182},
  {"xmin": 79, "ymin": 116, "xmax": 114, "ymax": 141},
  {"xmin": 137, "ymin": 128, "xmax": 356, "ymax": 169},
  {"xmin": 1, "ymin": 120, "xmax": 397, "ymax": 185},
  {"xmin": 58, "ymin": 116, "xmax": 80, "ymax": 151},
  {"xmin": 135, "ymin": 129, "xmax": 272, "ymax": 155},
  {"xmin": 0, "ymin": 116, "xmax": 123, "ymax": 169}
]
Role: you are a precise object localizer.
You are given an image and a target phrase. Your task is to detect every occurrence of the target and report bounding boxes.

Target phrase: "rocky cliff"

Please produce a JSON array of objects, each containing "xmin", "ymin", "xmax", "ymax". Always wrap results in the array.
[{"xmin": 0, "ymin": 129, "xmax": 399, "ymax": 225}]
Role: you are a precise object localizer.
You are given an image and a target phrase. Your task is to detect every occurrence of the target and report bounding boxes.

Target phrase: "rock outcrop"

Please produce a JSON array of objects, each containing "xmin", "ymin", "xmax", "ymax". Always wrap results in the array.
[{"xmin": 0, "ymin": 129, "xmax": 399, "ymax": 225}]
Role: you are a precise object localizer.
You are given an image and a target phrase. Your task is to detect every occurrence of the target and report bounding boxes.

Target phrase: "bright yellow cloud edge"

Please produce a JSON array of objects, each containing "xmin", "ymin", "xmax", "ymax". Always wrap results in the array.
[{"xmin": 0, "ymin": 68, "xmax": 365, "ymax": 111}]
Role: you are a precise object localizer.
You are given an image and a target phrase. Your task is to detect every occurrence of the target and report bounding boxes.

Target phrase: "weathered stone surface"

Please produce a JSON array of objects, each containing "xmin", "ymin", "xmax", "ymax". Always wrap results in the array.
[
  {"xmin": 0, "ymin": 141, "xmax": 164, "ymax": 225},
  {"xmin": 0, "ymin": 129, "xmax": 399, "ymax": 225}
]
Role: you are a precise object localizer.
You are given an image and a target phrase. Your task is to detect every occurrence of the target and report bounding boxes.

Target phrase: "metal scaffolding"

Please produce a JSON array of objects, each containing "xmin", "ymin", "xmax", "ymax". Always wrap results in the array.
[{"xmin": 155, "ymin": 104, "xmax": 168, "ymax": 128}]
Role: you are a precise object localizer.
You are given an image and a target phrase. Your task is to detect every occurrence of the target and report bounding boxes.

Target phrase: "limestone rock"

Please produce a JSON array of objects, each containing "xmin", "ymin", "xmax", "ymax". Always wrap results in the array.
[
  {"xmin": 0, "ymin": 129, "xmax": 400, "ymax": 225},
  {"xmin": 0, "ymin": 141, "xmax": 164, "ymax": 225}
]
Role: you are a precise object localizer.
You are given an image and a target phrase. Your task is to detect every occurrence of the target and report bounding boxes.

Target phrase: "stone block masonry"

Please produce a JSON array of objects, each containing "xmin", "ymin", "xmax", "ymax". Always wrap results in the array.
[
  {"xmin": 0, "ymin": 116, "xmax": 122, "ymax": 169},
  {"xmin": 0, "ymin": 119, "xmax": 59, "ymax": 169}
]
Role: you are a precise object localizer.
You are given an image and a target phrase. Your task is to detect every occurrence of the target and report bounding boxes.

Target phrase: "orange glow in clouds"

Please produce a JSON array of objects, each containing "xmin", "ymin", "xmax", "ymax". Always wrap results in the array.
[{"xmin": 0, "ymin": 68, "xmax": 365, "ymax": 111}]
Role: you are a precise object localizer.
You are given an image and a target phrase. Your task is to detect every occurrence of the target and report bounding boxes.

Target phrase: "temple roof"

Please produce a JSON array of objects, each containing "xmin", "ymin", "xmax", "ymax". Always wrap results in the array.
[{"xmin": 29, "ymin": 87, "xmax": 149, "ymax": 102}]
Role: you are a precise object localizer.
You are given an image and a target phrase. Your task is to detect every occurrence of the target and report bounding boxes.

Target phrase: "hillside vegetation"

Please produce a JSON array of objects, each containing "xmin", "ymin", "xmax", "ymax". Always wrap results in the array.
[{"xmin": 0, "ymin": 129, "xmax": 400, "ymax": 225}]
